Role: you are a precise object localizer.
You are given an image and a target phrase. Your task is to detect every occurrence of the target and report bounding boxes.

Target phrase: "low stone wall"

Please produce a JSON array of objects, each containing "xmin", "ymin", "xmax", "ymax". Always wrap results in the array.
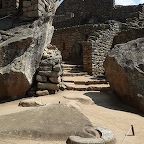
[{"xmin": 36, "ymin": 44, "xmax": 62, "ymax": 95}]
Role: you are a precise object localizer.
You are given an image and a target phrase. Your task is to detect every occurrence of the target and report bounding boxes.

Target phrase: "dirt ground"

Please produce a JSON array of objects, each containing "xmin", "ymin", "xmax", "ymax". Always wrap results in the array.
[{"xmin": 0, "ymin": 90, "xmax": 143, "ymax": 144}]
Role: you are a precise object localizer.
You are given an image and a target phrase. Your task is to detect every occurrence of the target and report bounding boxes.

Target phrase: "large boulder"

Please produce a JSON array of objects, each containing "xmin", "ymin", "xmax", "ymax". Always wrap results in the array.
[
  {"xmin": 104, "ymin": 38, "xmax": 144, "ymax": 113},
  {"xmin": 0, "ymin": 1, "xmax": 59, "ymax": 100},
  {"xmin": 0, "ymin": 104, "xmax": 92, "ymax": 140}
]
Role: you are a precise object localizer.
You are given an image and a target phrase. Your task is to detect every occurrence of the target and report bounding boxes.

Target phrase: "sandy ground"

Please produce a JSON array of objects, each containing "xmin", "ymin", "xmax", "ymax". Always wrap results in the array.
[{"xmin": 0, "ymin": 90, "xmax": 143, "ymax": 144}]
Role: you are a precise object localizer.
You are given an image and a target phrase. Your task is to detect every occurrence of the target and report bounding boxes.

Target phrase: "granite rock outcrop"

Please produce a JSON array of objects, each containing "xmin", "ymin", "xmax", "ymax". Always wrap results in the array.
[
  {"xmin": 104, "ymin": 38, "xmax": 144, "ymax": 113},
  {"xmin": 0, "ymin": 0, "xmax": 59, "ymax": 100}
]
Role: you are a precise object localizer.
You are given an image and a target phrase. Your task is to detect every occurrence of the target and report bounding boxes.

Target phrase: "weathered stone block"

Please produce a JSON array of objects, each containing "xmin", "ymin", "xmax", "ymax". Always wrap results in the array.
[
  {"xmin": 36, "ymin": 90, "xmax": 49, "ymax": 96},
  {"xmin": 37, "ymin": 82, "xmax": 59, "ymax": 90},
  {"xmin": 49, "ymin": 76, "xmax": 61, "ymax": 84},
  {"xmin": 36, "ymin": 75, "xmax": 47, "ymax": 82}
]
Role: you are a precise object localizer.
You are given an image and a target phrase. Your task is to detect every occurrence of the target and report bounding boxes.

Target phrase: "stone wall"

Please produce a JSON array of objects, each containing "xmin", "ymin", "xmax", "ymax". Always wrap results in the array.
[
  {"xmin": 54, "ymin": 0, "xmax": 114, "ymax": 28},
  {"xmin": 56, "ymin": 0, "xmax": 114, "ymax": 17},
  {"xmin": 54, "ymin": 0, "xmax": 144, "ymax": 28},
  {"xmin": 112, "ymin": 4, "xmax": 144, "ymax": 22},
  {"xmin": 51, "ymin": 24, "xmax": 99, "ymax": 64},
  {"xmin": 23, "ymin": 0, "xmax": 59, "ymax": 19},
  {"xmin": 0, "ymin": 0, "xmax": 59, "ymax": 20},
  {"xmin": 90, "ymin": 21, "xmax": 120, "ymax": 76},
  {"xmin": 82, "ymin": 42, "xmax": 92, "ymax": 75},
  {"xmin": 51, "ymin": 22, "xmax": 120, "ymax": 76},
  {"xmin": 28, "ymin": 44, "xmax": 63, "ymax": 96}
]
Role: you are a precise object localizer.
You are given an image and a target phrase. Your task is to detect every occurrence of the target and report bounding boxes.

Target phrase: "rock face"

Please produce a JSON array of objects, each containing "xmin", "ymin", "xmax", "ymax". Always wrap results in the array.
[
  {"xmin": 0, "ymin": 1, "xmax": 58, "ymax": 100},
  {"xmin": 104, "ymin": 38, "xmax": 144, "ymax": 113}
]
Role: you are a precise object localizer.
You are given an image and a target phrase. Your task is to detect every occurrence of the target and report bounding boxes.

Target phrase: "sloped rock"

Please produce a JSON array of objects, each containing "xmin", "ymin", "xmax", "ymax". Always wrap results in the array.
[
  {"xmin": 104, "ymin": 38, "xmax": 144, "ymax": 113},
  {"xmin": 0, "ymin": 104, "xmax": 92, "ymax": 140},
  {"xmin": 0, "ymin": 1, "xmax": 58, "ymax": 100}
]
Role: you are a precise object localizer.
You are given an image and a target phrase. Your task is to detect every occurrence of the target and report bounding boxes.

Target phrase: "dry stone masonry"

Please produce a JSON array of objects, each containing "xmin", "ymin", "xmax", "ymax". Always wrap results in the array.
[
  {"xmin": 36, "ymin": 44, "xmax": 63, "ymax": 95},
  {"xmin": 0, "ymin": 0, "xmax": 59, "ymax": 20}
]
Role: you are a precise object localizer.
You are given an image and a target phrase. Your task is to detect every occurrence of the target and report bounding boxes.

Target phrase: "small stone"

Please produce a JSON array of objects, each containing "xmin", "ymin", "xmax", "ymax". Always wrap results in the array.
[
  {"xmin": 49, "ymin": 76, "xmax": 61, "ymax": 84},
  {"xmin": 36, "ymin": 90, "xmax": 49, "ymax": 96}
]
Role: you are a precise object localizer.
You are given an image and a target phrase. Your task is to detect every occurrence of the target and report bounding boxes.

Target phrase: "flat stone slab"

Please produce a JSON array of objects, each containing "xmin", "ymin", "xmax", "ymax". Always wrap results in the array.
[
  {"xmin": 0, "ymin": 104, "xmax": 92, "ymax": 141},
  {"xmin": 63, "ymin": 95, "xmax": 94, "ymax": 105},
  {"xmin": 65, "ymin": 82, "xmax": 110, "ymax": 91},
  {"xmin": 63, "ymin": 76, "xmax": 107, "ymax": 85}
]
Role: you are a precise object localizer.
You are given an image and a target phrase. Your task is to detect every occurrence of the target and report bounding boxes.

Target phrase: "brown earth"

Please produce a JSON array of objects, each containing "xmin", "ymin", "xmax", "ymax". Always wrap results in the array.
[{"xmin": 0, "ymin": 90, "xmax": 143, "ymax": 144}]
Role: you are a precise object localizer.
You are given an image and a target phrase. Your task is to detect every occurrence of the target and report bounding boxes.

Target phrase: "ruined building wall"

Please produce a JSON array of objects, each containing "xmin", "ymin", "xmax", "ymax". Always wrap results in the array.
[
  {"xmin": 54, "ymin": 0, "xmax": 114, "ymax": 26},
  {"xmin": 54, "ymin": 0, "xmax": 144, "ymax": 28},
  {"xmin": 112, "ymin": 4, "xmax": 144, "ymax": 22},
  {"xmin": 51, "ymin": 25, "xmax": 99, "ymax": 65},
  {"xmin": 23, "ymin": 0, "xmax": 59, "ymax": 19},
  {"xmin": 51, "ymin": 22, "xmax": 120, "ymax": 76},
  {"xmin": 90, "ymin": 22, "xmax": 120, "ymax": 76},
  {"xmin": 56, "ymin": 0, "xmax": 114, "ymax": 16},
  {"xmin": 0, "ymin": 0, "xmax": 59, "ymax": 19}
]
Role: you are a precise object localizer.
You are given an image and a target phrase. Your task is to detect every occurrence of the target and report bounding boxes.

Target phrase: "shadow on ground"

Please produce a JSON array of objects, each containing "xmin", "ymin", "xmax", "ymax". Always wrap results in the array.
[{"xmin": 84, "ymin": 91, "xmax": 143, "ymax": 116}]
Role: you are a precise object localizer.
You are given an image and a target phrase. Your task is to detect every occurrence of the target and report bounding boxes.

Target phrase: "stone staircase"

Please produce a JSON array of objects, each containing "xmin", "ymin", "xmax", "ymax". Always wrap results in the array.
[{"xmin": 62, "ymin": 63, "xmax": 110, "ymax": 91}]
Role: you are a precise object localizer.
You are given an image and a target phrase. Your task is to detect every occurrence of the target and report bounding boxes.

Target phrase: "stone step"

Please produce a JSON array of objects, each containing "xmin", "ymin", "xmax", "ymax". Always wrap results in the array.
[
  {"xmin": 63, "ymin": 72, "xmax": 88, "ymax": 76},
  {"xmin": 62, "ymin": 64, "xmax": 83, "ymax": 69},
  {"xmin": 65, "ymin": 80, "xmax": 108, "ymax": 85},
  {"xmin": 63, "ymin": 69, "xmax": 85, "ymax": 73},
  {"xmin": 63, "ymin": 76, "xmax": 108, "ymax": 85},
  {"xmin": 64, "ymin": 82, "xmax": 110, "ymax": 91},
  {"xmin": 63, "ymin": 67, "xmax": 83, "ymax": 71}
]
